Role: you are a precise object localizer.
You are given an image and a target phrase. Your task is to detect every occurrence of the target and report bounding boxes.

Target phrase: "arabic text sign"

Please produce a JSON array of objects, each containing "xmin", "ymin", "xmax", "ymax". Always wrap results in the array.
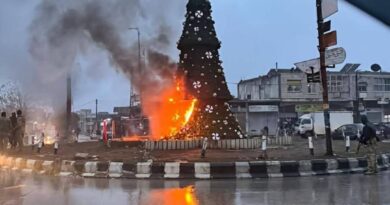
[{"xmin": 295, "ymin": 47, "xmax": 346, "ymax": 73}]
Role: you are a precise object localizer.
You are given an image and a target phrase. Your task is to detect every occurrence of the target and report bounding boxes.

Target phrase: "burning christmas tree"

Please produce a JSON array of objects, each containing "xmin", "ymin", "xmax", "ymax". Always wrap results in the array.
[{"xmin": 176, "ymin": 0, "xmax": 243, "ymax": 140}]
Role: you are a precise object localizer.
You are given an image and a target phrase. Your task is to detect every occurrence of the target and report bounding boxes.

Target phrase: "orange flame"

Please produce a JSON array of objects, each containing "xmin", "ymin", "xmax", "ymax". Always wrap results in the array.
[
  {"xmin": 143, "ymin": 186, "xmax": 199, "ymax": 205},
  {"xmin": 142, "ymin": 78, "xmax": 197, "ymax": 140}
]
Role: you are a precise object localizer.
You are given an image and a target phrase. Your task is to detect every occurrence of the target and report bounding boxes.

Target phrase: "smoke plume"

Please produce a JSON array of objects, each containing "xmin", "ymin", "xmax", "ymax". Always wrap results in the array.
[{"xmin": 28, "ymin": 0, "xmax": 186, "ymax": 112}]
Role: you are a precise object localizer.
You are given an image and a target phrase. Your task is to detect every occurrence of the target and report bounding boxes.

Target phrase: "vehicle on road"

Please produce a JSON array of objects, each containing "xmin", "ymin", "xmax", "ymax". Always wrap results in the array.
[
  {"xmin": 373, "ymin": 123, "xmax": 390, "ymax": 139},
  {"xmin": 331, "ymin": 123, "xmax": 364, "ymax": 140},
  {"xmin": 298, "ymin": 111, "xmax": 354, "ymax": 137}
]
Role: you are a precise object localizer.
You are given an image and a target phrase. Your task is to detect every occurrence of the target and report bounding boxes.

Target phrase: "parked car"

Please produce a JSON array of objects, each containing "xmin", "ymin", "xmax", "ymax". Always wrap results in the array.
[
  {"xmin": 332, "ymin": 123, "xmax": 364, "ymax": 140},
  {"xmin": 373, "ymin": 123, "xmax": 390, "ymax": 139}
]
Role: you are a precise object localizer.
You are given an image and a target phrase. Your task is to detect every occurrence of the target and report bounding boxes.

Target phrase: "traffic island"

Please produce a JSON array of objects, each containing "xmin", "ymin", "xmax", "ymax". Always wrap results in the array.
[{"xmin": 1, "ymin": 137, "xmax": 390, "ymax": 179}]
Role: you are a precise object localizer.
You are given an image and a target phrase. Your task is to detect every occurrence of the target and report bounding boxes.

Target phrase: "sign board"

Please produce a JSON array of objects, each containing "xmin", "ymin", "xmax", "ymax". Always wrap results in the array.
[
  {"xmin": 359, "ymin": 93, "xmax": 367, "ymax": 99},
  {"xmin": 321, "ymin": 31, "xmax": 337, "ymax": 48},
  {"xmin": 295, "ymin": 104, "xmax": 323, "ymax": 113},
  {"xmin": 325, "ymin": 47, "xmax": 346, "ymax": 65},
  {"xmin": 249, "ymin": 105, "xmax": 279, "ymax": 113},
  {"xmin": 321, "ymin": 21, "xmax": 331, "ymax": 33},
  {"xmin": 322, "ymin": 0, "xmax": 338, "ymax": 19},
  {"xmin": 378, "ymin": 100, "xmax": 389, "ymax": 105},
  {"xmin": 294, "ymin": 47, "xmax": 346, "ymax": 73}
]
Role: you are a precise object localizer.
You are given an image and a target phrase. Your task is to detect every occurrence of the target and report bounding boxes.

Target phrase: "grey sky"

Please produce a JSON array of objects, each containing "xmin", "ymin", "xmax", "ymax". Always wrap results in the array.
[{"xmin": 0, "ymin": 0, "xmax": 389, "ymax": 112}]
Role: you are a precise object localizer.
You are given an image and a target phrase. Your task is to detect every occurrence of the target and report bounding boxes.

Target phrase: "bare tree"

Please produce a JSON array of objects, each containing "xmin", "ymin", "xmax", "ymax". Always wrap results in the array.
[{"xmin": 0, "ymin": 81, "xmax": 25, "ymax": 113}]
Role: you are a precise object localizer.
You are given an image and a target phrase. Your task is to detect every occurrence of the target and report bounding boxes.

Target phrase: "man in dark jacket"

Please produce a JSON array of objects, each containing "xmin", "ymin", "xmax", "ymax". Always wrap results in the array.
[
  {"xmin": 360, "ymin": 115, "xmax": 378, "ymax": 175},
  {"xmin": 0, "ymin": 112, "xmax": 10, "ymax": 152},
  {"xmin": 15, "ymin": 110, "xmax": 26, "ymax": 152},
  {"xmin": 9, "ymin": 112, "xmax": 17, "ymax": 149}
]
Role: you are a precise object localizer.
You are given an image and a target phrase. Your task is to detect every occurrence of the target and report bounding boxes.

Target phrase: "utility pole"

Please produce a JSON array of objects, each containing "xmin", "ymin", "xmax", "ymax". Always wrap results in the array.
[
  {"xmin": 128, "ymin": 27, "xmax": 142, "ymax": 117},
  {"xmin": 295, "ymin": 0, "xmax": 340, "ymax": 155},
  {"xmin": 96, "ymin": 99, "xmax": 99, "ymax": 135},
  {"xmin": 316, "ymin": 0, "xmax": 337, "ymax": 156},
  {"xmin": 66, "ymin": 73, "xmax": 72, "ymax": 138},
  {"xmin": 355, "ymin": 71, "xmax": 360, "ymax": 123}
]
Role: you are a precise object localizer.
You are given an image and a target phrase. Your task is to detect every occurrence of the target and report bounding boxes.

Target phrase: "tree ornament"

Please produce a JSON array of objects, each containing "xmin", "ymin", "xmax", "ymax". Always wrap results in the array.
[
  {"xmin": 195, "ymin": 10, "xmax": 204, "ymax": 18},
  {"xmin": 205, "ymin": 105, "xmax": 214, "ymax": 113},
  {"xmin": 193, "ymin": 81, "xmax": 201, "ymax": 89},
  {"xmin": 212, "ymin": 133, "xmax": 220, "ymax": 141},
  {"xmin": 205, "ymin": 51, "xmax": 213, "ymax": 59}
]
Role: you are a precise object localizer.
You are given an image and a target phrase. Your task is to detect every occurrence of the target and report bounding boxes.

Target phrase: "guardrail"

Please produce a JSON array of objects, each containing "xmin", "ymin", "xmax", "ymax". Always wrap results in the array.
[{"xmin": 144, "ymin": 136, "xmax": 292, "ymax": 150}]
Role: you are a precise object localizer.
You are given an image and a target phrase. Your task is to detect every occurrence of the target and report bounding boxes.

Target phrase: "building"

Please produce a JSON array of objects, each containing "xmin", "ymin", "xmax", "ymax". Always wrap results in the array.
[
  {"xmin": 77, "ymin": 109, "xmax": 119, "ymax": 136},
  {"xmin": 77, "ymin": 109, "xmax": 96, "ymax": 135},
  {"xmin": 231, "ymin": 65, "xmax": 390, "ymax": 136}
]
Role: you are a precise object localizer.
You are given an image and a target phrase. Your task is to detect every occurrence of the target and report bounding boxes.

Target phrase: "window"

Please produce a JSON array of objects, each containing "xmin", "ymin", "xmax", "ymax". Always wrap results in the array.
[
  {"xmin": 287, "ymin": 80, "xmax": 302, "ymax": 92},
  {"xmin": 301, "ymin": 119, "xmax": 311, "ymax": 125},
  {"xmin": 384, "ymin": 115, "xmax": 390, "ymax": 123},
  {"xmin": 307, "ymin": 84, "xmax": 317, "ymax": 94},
  {"xmin": 247, "ymin": 94, "xmax": 251, "ymax": 100},
  {"xmin": 327, "ymin": 75, "xmax": 348, "ymax": 92},
  {"xmin": 374, "ymin": 78, "xmax": 390, "ymax": 91},
  {"xmin": 358, "ymin": 82, "xmax": 367, "ymax": 92}
]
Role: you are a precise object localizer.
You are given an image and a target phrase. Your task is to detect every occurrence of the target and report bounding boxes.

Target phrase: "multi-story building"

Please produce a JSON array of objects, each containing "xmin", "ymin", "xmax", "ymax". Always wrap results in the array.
[
  {"xmin": 231, "ymin": 66, "xmax": 390, "ymax": 136},
  {"xmin": 77, "ymin": 109, "xmax": 119, "ymax": 136},
  {"xmin": 77, "ymin": 109, "xmax": 96, "ymax": 135}
]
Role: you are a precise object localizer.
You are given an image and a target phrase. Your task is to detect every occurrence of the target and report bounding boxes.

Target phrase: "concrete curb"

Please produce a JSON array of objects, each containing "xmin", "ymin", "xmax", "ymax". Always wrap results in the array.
[{"xmin": 1, "ymin": 154, "xmax": 390, "ymax": 179}]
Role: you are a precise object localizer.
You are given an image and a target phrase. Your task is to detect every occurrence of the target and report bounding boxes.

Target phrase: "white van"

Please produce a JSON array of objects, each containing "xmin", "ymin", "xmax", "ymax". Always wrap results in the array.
[{"xmin": 298, "ymin": 111, "xmax": 354, "ymax": 136}]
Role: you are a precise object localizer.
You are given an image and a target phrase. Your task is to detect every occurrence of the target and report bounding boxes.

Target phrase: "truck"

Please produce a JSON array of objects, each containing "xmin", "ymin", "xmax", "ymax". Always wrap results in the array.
[{"xmin": 297, "ymin": 111, "xmax": 354, "ymax": 136}]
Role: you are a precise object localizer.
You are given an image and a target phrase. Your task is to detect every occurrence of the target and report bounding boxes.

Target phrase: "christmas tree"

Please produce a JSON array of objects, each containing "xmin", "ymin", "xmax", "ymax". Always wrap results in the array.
[{"xmin": 177, "ymin": 0, "xmax": 243, "ymax": 140}]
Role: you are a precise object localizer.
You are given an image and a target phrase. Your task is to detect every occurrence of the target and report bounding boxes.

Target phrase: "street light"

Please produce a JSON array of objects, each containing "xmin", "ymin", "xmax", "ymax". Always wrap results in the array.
[
  {"xmin": 355, "ymin": 69, "xmax": 367, "ymax": 123},
  {"xmin": 128, "ymin": 27, "xmax": 141, "ymax": 109}
]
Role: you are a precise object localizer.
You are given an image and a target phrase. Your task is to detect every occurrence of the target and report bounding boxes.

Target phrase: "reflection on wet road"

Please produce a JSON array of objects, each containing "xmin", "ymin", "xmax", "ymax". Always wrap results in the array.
[{"xmin": 1, "ymin": 169, "xmax": 390, "ymax": 205}]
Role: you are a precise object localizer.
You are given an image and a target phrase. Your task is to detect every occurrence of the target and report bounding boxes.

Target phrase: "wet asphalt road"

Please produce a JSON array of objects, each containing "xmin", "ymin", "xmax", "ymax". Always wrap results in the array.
[{"xmin": 1, "ymin": 170, "xmax": 390, "ymax": 205}]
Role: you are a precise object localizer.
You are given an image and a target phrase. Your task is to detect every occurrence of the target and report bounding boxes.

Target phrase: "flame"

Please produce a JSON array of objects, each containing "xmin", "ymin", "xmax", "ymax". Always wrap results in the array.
[
  {"xmin": 143, "ymin": 186, "xmax": 199, "ymax": 205},
  {"xmin": 184, "ymin": 99, "xmax": 197, "ymax": 125},
  {"xmin": 142, "ymin": 78, "xmax": 197, "ymax": 140}
]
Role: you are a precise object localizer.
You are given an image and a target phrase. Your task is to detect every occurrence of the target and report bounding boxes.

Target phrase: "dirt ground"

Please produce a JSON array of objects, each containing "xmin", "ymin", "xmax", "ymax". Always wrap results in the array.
[{"xmin": 3, "ymin": 136, "xmax": 390, "ymax": 162}]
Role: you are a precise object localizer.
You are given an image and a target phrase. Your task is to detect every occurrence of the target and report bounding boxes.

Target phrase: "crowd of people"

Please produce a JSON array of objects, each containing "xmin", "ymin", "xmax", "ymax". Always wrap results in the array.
[{"xmin": 0, "ymin": 110, "xmax": 26, "ymax": 153}]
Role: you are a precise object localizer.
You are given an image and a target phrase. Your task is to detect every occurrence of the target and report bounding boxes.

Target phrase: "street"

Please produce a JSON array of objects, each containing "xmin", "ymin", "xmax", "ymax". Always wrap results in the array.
[{"xmin": 1, "ymin": 170, "xmax": 389, "ymax": 205}]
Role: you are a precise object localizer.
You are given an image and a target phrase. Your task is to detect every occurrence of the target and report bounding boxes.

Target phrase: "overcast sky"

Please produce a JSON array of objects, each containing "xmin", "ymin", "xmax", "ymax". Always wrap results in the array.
[{"xmin": 0, "ymin": 0, "xmax": 389, "ymax": 112}]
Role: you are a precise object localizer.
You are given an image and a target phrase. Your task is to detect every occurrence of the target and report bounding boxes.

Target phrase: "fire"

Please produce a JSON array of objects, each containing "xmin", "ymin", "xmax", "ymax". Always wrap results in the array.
[
  {"xmin": 142, "ymin": 186, "xmax": 198, "ymax": 205},
  {"xmin": 142, "ymin": 78, "xmax": 197, "ymax": 140}
]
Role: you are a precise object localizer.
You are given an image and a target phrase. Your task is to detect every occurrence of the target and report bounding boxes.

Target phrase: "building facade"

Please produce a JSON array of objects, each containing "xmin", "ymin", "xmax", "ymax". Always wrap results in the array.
[
  {"xmin": 77, "ymin": 109, "xmax": 96, "ymax": 135},
  {"xmin": 232, "ymin": 68, "xmax": 390, "ymax": 136}
]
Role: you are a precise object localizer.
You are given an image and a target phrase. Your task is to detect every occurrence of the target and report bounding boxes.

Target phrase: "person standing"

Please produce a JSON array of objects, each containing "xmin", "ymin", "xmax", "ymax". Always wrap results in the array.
[
  {"xmin": 360, "ymin": 115, "xmax": 379, "ymax": 175},
  {"xmin": 15, "ymin": 110, "xmax": 26, "ymax": 152},
  {"xmin": 0, "ymin": 112, "xmax": 11, "ymax": 152},
  {"xmin": 9, "ymin": 112, "xmax": 17, "ymax": 149}
]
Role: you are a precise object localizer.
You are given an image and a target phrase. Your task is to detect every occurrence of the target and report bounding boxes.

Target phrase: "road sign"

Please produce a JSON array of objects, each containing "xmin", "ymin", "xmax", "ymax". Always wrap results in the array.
[
  {"xmin": 307, "ymin": 71, "xmax": 321, "ymax": 83},
  {"xmin": 295, "ymin": 59, "xmax": 321, "ymax": 73},
  {"xmin": 325, "ymin": 47, "xmax": 346, "ymax": 65},
  {"xmin": 322, "ymin": 0, "xmax": 338, "ymax": 19},
  {"xmin": 321, "ymin": 21, "xmax": 331, "ymax": 33},
  {"xmin": 295, "ymin": 47, "xmax": 346, "ymax": 73},
  {"xmin": 321, "ymin": 31, "xmax": 337, "ymax": 48}
]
